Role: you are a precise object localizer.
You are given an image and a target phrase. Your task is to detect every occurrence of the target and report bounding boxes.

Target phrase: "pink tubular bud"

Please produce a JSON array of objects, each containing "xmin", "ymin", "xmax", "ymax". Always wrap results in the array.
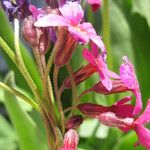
[
  {"xmin": 77, "ymin": 103, "xmax": 110, "ymax": 116},
  {"xmin": 63, "ymin": 63, "xmax": 96, "ymax": 89},
  {"xmin": 55, "ymin": 33, "xmax": 77, "ymax": 67},
  {"xmin": 66, "ymin": 115, "xmax": 83, "ymax": 130},
  {"xmin": 91, "ymin": 80, "xmax": 130, "ymax": 95},
  {"xmin": 61, "ymin": 129, "xmax": 79, "ymax": 150}
]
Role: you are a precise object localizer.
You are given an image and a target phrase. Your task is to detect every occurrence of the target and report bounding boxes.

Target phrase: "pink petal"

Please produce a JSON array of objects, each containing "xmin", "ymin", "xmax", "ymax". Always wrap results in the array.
[
  {"xmin": 134, "ymin": 124, "xmax": 150, "ymax": 149},
  {"xmin": 112, "ymin": 97, "xmax": 134, "ymax": 118},
  {"xmin": 68, "ymin": 25, "xmax": 89, "ymax": 43},
  {"xmin": 114, "ymin": 96, "xmax": 132, "ymax": 106},
  {"xmin": 90, "ymin": 34, "xmax": 106, "ymax": 55},
  {"xmin": 59, "ymin": 2, "xmax": 84, "ymax": 25},
  {"xmin": 120, "ymin": 56, "xmax": 142, "ymax": 115},
  {"xmin": 132, "ymin": 89, "xmax": 142, "ymax": 116},
  {"xmin": 91, "ymin": 41, "xmax": 99, "ymax": 58},
  {"xmin": 107, "ymin": 70, "xmax": 120, "ymax": 79},
  {"xmin": 61, "ymin": 129, "xmax": 79, "ymax": 150},
  {"xmin": 29, "ymin": 5, "xmax": 44, "ymax": 19},
  {"xmin": 34, "ymin": 14, "xmax": 68, "ymax": 27},
  {"xmin": 82, "ymin": 48, "xmax": 96, "ymax": 65},
  {"xmin": 135, "ymin": 99, "xmax": 150, "ymax": 125},
  {"xmin": 99, "ymin": 71, "xmax": 112, "ymax": 91}
]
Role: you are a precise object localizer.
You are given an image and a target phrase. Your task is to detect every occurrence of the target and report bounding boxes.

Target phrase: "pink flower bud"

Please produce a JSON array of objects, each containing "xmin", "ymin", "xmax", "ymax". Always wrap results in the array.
[
  {"xmin": 63, "ymin": 63, "xmax": 96, "ymax": 89},
  {"xmin": 61, "ymin": 129, "xmax": 79, "ymax": 150},
  {"xmin": 66, "ymin": 115, "xmax": 83, "ymax": 130},
  {"xmin": 87, "ymin": 0, "xmax": 101, "ymax": 12}
]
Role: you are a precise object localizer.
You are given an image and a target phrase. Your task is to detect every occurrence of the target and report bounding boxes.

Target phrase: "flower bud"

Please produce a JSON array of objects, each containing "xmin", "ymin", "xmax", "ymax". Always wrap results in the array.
[
  {"xmin": 66, "ymin": 115, "xmax": 83, "ymax": 130},
  {"xmin": 87, "ymin": 0, "xmax": 102, "ymax": 12},
  {"xmin": 55, "ymin": 33, "xmax": 77, "ymax": 67},
  {"xmin": 22, "ymin": 16, "xmax": 37, "ymax": 47},
  {"xmin": 61, "ymin": 129, "xmax": 79, "ymax": 150},
  {"xmin": 63, "ymin": 63, "xmax": 96, "ymax": 89}
]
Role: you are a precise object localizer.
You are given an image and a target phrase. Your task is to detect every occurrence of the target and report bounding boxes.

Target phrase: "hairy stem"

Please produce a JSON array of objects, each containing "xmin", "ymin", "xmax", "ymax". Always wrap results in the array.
[{"xmin": 53, "ymin": 65, "xmax": 65, "ymax": 134}]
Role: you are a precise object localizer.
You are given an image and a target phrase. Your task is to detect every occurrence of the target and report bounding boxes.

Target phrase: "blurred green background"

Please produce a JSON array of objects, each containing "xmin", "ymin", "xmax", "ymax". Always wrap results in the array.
[{"xmin": 0, "ymin": 0, "xmax": 149, "ymax": 149}]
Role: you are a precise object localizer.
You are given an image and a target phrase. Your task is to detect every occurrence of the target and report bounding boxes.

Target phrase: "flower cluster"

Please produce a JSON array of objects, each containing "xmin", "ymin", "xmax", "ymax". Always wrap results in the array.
[{"xmin": 1, "ymin": 0, "xmax": 150, "ymax": 150}]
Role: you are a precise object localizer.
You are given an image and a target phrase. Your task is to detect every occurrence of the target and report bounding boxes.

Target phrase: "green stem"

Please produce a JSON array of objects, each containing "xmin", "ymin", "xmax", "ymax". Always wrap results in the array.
[
  {"xmin": 66, "ymin": 63, "xmax": 77, "ymax": 105},
  {"xmin": 0, "ymin": 82, "xmax": 39, "ymax": 111},
  {"xmin": 53, "ymin": 65, "xmax": 65, "ymax": 134},
  {"xmin": 102, "ymin": 0, "xmax": 112, "ymax": 68}
]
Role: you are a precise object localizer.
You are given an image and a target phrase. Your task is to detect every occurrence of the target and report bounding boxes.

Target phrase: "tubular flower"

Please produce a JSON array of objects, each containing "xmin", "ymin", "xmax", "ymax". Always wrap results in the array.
[
  {"xmin": 63, "ymin": 63, "xmax": 97, "ymax": 89},
  {"xmin": 120, "ymin": 56, "xmax": 142, "ymax": 115},
  {"xmin": 34, "ymin": 1, "xmax": 106, "ymax": 54},
  {"xmin": 82, "ymin": 42, "xmax": 120, "ymax": 91},
  {"xmin": 2, "ymin": 0, "xmax": 31, "ymax": 22},
  {"xmin": 87, "ymin": 0, "xmax": 101, "ymax": 12},
  {"xmin": 60, "ymin": 129, "xmax": 79, "ymax": 150}
]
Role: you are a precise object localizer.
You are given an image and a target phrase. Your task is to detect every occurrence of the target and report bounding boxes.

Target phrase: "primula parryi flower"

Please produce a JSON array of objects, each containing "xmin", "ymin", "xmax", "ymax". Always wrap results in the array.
[
  {"xmin": 120, "ymin": 56, "xmax": 142, "ymax": 116},
  {"xmin": 82, "ymin": 42, "xmax": 120, "ymax": 91},
  {"xmin": 60, "ymin": 129, "xmax": 79, "ymax": 150},
  {"xmin": 2, "ymin": 0, "xmax": 30, "ymax": 22},
  {"xmin": 34, "ymin": 2, "xmax": 106, "ymax": 54},
  {"xmin": 87, "ymin": 0, "xmax": 101, "ymax": 12}
]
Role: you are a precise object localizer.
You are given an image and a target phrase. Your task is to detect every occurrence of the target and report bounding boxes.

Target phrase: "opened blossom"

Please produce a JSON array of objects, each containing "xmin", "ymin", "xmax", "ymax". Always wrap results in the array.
[
  {"xmin": 83, "ymin": 42, "xmax": 120, "ymax": 91},
  {"xmin": 34, "ymin": 2, "xmax": 106, "ymax": 54}
]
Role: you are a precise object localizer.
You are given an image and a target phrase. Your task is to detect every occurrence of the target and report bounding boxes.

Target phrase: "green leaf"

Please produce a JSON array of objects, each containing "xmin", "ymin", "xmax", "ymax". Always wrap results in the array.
[
  {"xmin": 132, "ymin": 0, "xmax": 150, "ymax": 27},
  {"xmin": 3, "ymin": 71, "xmax": 44, "ymax": 150},
  {"xmin": 113, "ymin": 131, "xmax": 144, "ymax": 150}
]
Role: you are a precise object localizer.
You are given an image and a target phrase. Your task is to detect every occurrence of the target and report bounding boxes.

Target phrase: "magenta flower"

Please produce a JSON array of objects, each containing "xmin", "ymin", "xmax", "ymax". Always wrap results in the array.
[
  {"xmin": 120, "ymin": 56, "xmax": 142, "ymax": 115},
  {"xmin": 78, "ymin": 96, "xmax": 134, "ymax": 118},
  {"xmin": 34, "ymin": 2, "xmax": 106, "ymax": 53},
  {"xmin": 87, "ymin": 0, "xmax": 101, "ymax": 12},
  {"xmin": 60, "ymin": 129, "xmax": 79, "ymax": 150},
  {"xmin": 82, "ymin": 42, "xmax": 120, "ymax": 91}
]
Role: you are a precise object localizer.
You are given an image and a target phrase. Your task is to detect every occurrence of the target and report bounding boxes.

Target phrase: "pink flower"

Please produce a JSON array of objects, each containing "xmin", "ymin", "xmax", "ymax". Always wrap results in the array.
[
  {"xmin": 82, "ymin": 42, "xmax": 120, "ymax": 91},
  {"xmin": 34, "ymin": 2, "xmax": 106, "ymax": 53},
  {"xmin": 120, "ymin": 56, "xmax": 142, "ymax": 115},
  {"xmin": 78, "ymin": 96, "xmax": 134, "ymax": 118},
  {"xmin": 87, "ymin": 0, "xmax": 101, "ymax": 12},
  {"xmin": 60, "ymin": 129, "xmax": 79, "ymax": 150}
]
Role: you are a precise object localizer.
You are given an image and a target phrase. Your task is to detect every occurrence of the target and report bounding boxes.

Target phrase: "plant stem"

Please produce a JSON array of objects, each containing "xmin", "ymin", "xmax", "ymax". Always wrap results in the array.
[
  {"xmin": 102, "ymin": 0, "xmax": 112, "ymax": 69},
  {"xmin": 53, "ymin": 65, "xmax": 65, "ymax": 134},
  {"xmin": 66, "ymin": 63, "xmax": 77, "ymax": 105}
]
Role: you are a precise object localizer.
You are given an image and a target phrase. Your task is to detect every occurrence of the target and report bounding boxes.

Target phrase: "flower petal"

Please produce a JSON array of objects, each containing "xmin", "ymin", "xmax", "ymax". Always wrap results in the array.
[
  {"xmin": 59, "ymin": 2, "xmax": 84, "ymax": 25},
  {"xmin": 135, "ymin": 99, "xmax": 150, "ymax": 125},
  {"xmin": 134, "ymin": 124, "xmax": 150, "ymax": 149},
  {"xmin": 82, "ymin": 48, "xmax": 96, "ymax": 65},
  {"xmin": 34, "ymin": 14, "xmax": 68, "ymax": 27}
]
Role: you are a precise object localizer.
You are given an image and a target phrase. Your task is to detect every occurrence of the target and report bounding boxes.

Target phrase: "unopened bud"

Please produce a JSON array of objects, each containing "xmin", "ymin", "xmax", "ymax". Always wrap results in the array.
[
  {"xmin": 22, "ymin": 16, "xmax": 37, "ymax": 47},
  {"xmin": 63, "ymin": 63, "xmax": 96, "ymax": 89},
  {"xmin": 66, "ymin": 115, "xmax": 83, "ymax": 130},
  {"xmin": 61, "ymin": 129, "xmax": 79, "ymax": 150}
]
